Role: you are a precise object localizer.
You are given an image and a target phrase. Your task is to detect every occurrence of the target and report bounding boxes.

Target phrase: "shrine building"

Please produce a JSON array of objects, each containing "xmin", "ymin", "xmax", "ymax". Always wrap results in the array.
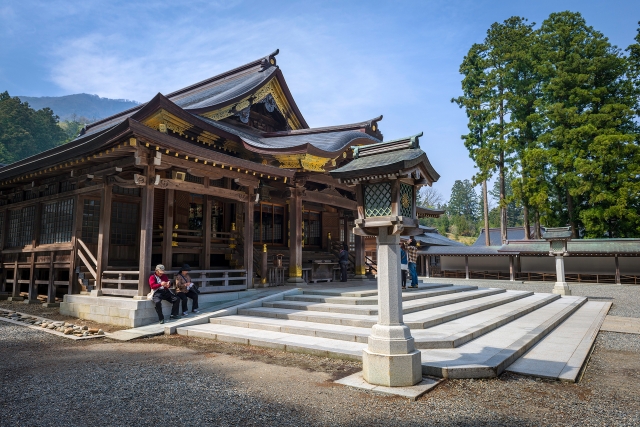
[{"xmin": 0, "ymin": 50, "xmax": 442, "ymax": 304}]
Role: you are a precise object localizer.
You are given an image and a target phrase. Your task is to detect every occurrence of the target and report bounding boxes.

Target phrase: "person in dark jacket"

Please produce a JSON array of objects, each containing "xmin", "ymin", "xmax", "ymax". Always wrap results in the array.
[
  {"xmin": 148, "ymin": 264, "xmax": 181, "ymax": 324},
  {"xmin": 400, "ymin": 243, "xmax": 408, "ymax": 289},
  {"xmin": 174, "ymin": 264, "xmax": 199, "ymax": 315},
  {"xmin": 339, "ymin": 243, "xmax": 349, "ymax": 282}
]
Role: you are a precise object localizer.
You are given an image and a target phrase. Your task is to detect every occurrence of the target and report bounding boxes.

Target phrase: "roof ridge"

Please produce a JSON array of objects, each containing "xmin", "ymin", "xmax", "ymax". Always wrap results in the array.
[{"xmin": 260, "ymin": 115, "xmax": 382, "ymax": 138}]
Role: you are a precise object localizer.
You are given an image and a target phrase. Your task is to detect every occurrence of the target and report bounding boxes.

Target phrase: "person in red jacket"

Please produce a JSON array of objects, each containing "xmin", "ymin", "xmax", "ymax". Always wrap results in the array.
[{"xmin": 148, "ymin": 264, "xmax": 181, "ymax": 324}]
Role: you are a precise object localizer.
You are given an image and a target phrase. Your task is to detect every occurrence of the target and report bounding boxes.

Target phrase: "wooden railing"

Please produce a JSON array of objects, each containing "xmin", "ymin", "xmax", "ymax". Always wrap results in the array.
[
  {"xmin": 100, "ymin": 268, "xmax": 248, "ymax": 297},
  {"xmin": 76, "ymin": 239, "xmax": 97, "ymax": 288},
  {"xmin": 152, "ymin": 228, "xmax": 235, "ymax": 251}
]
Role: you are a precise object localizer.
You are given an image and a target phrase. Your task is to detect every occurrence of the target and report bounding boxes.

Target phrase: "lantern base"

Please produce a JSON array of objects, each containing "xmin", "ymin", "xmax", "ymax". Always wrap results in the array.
[
  {"xmin": 552, "ymin": 282, "xmax": 572, "ymax": 296},
  {"xmin": 362, "ymin": 349, "xmax": 422, "ymax": 387}
]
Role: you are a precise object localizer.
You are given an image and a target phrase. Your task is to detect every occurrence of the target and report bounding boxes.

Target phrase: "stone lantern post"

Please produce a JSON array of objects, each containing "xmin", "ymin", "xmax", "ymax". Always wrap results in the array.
[
  {"xmin": 542, "ymin": 226, "xmax": 572, "ymax": 296},
  {"xmin": 330, "ymin": 133, "xmax": 440, "ymax": 387}
]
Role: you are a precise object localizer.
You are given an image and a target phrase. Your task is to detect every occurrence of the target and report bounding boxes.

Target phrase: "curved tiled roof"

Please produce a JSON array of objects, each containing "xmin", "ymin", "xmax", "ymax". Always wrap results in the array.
[{"xmin": 197, "ymin": 115, "xmax": 381, "ymax": 155}]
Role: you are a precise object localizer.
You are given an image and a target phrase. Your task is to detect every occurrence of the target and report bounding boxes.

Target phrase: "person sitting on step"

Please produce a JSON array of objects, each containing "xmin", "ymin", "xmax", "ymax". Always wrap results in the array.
[
  {"xmin": 148, "ymin": 264, "xmax": 181, "ymax": 324},
  {"xmin": 174, "ymin": 264, "xmax": 199, "ymax": 316}
]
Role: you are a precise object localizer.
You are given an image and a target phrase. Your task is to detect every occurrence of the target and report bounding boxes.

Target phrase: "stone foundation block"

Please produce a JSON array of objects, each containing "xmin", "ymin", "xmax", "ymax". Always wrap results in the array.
[{"xmin": 362, "ymin": 349, "xmax": 422, "ymax": 387}]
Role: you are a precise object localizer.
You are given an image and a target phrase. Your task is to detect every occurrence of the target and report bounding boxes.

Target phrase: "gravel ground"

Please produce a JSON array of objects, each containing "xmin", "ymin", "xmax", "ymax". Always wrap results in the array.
[
  {"xmin": 1, "ymin": 320, "xmax": 638, "ymax": 427},
  {"xmin": 424, "ymin": 278, "xmax": 640, "ymax": 318}
]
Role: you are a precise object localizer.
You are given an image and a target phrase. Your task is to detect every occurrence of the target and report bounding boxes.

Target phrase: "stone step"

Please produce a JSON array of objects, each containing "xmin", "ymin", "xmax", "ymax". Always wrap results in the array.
[
  {"xmin": 264, "ymin": 288, "xmax": 509, "ymax": 317},
  {"xmin": 243, "ymin": 288, "xmax": 510, "ymax": 324},
  {"xmin": 506, "ymin": 301, "xmax": 611, "ymax": 382},
  {"xmin": 419, "ymin": 296, "xmax": 587, "ymax": 379},
  {"xmin": 300, "ymin": 282, "xmax": 452, "ymax": 298},
  {"xmin": 176, "ymin": 323, "xmax": 367, "ymax": 360},
  {"xmin": 411, "ymin": 293, "xmax": 560, "ymax": 348},
  {"xmin": 214, "ymin": 292, "xmax": 554, "ymax": 348},
  {"xmin": 285, "ymin": 285, "xmax": 478, "ymax": 305}
]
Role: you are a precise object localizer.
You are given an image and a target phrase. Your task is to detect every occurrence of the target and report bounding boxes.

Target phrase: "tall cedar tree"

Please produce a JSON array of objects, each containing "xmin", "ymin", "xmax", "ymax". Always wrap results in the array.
[
  {"xmin": 536, "ymin": 12, "xmax": 639, "ymax": 237},
  {"xmin": 452, "ymin": 43, "xmax": 493, "ymax": 245},
  {"xmin": 0, "ymin": 92, "xmax": 66, "ymax": 164}
]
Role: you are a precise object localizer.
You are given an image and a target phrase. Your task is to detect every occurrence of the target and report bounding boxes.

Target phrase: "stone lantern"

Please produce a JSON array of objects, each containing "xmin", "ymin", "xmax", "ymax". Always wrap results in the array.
[
  {"xmin": 330, "ymin": 132, "xmax": 440, "ymax": 387},
  {"xmin": 542, "ymin": 226, "xmax": 572, "ymax": 296}
]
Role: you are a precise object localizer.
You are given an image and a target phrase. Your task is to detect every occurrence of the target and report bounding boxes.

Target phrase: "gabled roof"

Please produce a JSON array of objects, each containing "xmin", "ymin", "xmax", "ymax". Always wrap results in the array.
[
  {"xmin": 81, "ymin": 50, "xmax": 308, "ymax": 138},
  {"xmin": 329, "ymin": 132, "xmax": 440, "ymax": 184}
]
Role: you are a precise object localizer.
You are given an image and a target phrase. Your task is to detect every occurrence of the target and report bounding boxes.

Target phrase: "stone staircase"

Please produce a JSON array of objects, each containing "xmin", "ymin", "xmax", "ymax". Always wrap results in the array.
[{"xmin": 176, "ymin": 282, "xmax": 610, "ymax": 381}]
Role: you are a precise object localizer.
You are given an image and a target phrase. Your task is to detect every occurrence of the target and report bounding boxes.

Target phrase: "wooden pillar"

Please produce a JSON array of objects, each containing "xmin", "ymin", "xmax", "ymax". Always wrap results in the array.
[
  {"xmin": 202, "ymin": 194, "xmax": 212, "ymax": 269},
  {"xmin": 465, "ymin": 256, "xmax": 469, "ymax": 280},
  {"xmin": 354, "ymin": 235, "xmax": 366, "ymax": 279},
  {"xmin": 615, "ymin": 255, "xmax": 621, "ymax": 285},
  {"xmin": 162, "ymin": 188, "xmax": 175, "ymax": 268},
  {"xmin": 69, "ymin": 195, "xmax": 84, "ymax": 294},
  {"xmin": 137, "ymin": 165, "xmax": 155, "ymax": 296},
  {"xmin": 95, "ymin": 184, "xmax": 112, "ymax": 291},
  {"xmin": 11, "ymin": 259, "xmax": 19, "ymax": 298},
  {"xmin": 243, "ymin": 187, "xmax": 254, "ymax": 287},
  {"xmin": 27, "ymin": 203, "xmax": 42, "ymax": 302},
  {"xmin": 0, "ymin": 210, "xmax": 8, "ymax": 293},
  {"xmin": 47, "ymin": 252, "xmax": 55, "ymax": 303},
  {"xmin": 287, "ymin": 186, "xmax": 304, "ymax": 283},
  {"xmin": 509, "ymin": 255, "xmax": 515, "ymax": 281}
]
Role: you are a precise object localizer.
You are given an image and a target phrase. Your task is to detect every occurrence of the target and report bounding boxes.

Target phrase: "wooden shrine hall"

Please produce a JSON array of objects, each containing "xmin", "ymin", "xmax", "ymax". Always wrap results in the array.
[{"xmin": 0, "ymin": 50, "xmax": 441, "ymax": 302}]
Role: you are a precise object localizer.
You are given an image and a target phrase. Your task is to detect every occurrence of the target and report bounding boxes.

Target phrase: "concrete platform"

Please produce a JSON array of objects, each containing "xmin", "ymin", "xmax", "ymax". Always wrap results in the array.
[
  {"xmin": 600, "ymin": 315, "xmax": 640, "ymax": 335},
  {"xmin": 335, "ymin": 371, "xmax": 443, "ymax": 400}
]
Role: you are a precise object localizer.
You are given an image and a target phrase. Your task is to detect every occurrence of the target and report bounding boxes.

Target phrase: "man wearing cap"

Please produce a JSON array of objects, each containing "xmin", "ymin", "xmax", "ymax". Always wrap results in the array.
[
  {"xmin": 148, "ymin": 264, "xmax": 181, "ymax": 324},
  {"xmin": 174, "ymin": 264, "xmax": 199, "ymax": 316}
]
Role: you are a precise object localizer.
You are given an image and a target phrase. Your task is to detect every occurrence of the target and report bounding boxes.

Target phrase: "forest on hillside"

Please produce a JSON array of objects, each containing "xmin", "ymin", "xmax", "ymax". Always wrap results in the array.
[{"xmin": 422, "ymin": 12, "xmax": 640, "ymax": 241}]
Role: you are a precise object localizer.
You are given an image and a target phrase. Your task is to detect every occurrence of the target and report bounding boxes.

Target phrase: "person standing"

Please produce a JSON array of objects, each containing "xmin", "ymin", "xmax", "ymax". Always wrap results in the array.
[
  {"xmin": 339, "ymin": 243, "xmax": 349, "ymax": 282},
  {"xmin": 174, "ymin": 264, "xmax": 200, "ymax": 316},
  {"xmin": 400, "ymin": 242, "xmax": 408, "ymax": 290},
  {"xmin": 407, "ymin": 237, "xmax": 419, "ymax": 288},
  {"xmin": 148, "ymin": 264, "xmax": 181, "ymax": 324}
]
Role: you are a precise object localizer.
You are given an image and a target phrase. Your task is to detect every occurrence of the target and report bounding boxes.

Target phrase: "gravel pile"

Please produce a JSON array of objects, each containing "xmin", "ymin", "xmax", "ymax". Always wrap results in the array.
[{"xmin": 1, "ymin": 321, "xmax": 638, "ymax": 427}]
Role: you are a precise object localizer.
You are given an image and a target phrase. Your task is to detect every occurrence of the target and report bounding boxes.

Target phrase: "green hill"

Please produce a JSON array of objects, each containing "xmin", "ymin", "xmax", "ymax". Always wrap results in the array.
[{"xmin": 17, "ymin": 93, "xmax": 139, "ymax": 122}]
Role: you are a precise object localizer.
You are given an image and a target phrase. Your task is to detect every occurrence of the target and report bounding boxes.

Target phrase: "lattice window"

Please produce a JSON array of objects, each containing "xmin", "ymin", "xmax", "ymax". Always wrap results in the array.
[
  {"xmin": 40, "ymin": 198, "xmax": 74, "ymax": 244},
  {"xmin": 113, "ymin": 185, "xmax": 141, "ymax": 197},
  {"xmin": 364, "ymin": 183, "xmax": 391, "ymax": 217},
  {"xmin": 43, "ymin": 184, "xmax": 58, "ymax": 197},
  {"xmin": 210, "ymin": 178, "xmax": 225, "ymax": 188},
  {"xmin": 25, "ymin": 190, "xmax": 39, "ymax": 200},
  {"xmin": 303, "ymin": 211, "xmax": 321, "ymax": 246},
  {"xmin": 59, "ymin": 181, "xmax": 76, "ymax": 193},
  {"xmin": 399, "ymin": 183, "xmax": 414, "ymax": 218},
  {"xmin": 0, "ymin": 211, "xmax": 4, "ymax": 245},
  {"xmin": 81, "ymin": 199, "xmax": 101, "ymax": 244},
  {"xmin": 111, "ymin": 202, "xmax": 138, "ymax": 245},
  {"xmin": 185, "ymin": 173, "xmax": 203, "ymax": 184},
  {"xmin": 7, "ymin": 206, "xmax": 35, "ymax": 247}
]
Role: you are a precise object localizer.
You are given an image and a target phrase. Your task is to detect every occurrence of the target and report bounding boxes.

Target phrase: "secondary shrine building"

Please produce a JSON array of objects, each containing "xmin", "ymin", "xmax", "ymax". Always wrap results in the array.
[{"xmin": 0, "ymin": 50, "xmax": 442, "ymax": 302}]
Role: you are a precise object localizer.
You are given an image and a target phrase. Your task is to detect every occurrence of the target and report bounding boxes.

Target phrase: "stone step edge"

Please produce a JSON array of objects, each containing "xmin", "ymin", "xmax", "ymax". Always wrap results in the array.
[
  {"xmin": 402, "ymin": 288, "xmax": 507, "ymax": 316},
  {"xmin": 176, "ymin": 324, "xmax": 364, "ymax": 361},
  {"xmin": 505, "ymin": 301, "xmax": 611, "ymax": 382},
  {"xmin": 163, "ymin": 288, "xmax": 303, "ymax": 335},
  {"xmin": 415, "ymin": 294, "xmax": 560, "ymax": 349},
  {"xmin": 285, "ymin": 286, "xmax": 479, "ymax": 305},
  {"xmin": 421, "ymin": 297, "xmax": 588, "ymax": 379},
  {"xmin": 261, "ymin": 290, "xmax": 528, "ymax": 326},
  {"xmin": 300, "ymin": 283, "xmax": 452, "ymax": 297}
]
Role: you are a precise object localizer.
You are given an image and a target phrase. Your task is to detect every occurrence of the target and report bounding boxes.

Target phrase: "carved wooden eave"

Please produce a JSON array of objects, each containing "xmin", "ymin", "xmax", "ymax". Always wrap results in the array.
[{"xmin": 273, "ymin": 153, "xmax": 332, "ymax": 172}]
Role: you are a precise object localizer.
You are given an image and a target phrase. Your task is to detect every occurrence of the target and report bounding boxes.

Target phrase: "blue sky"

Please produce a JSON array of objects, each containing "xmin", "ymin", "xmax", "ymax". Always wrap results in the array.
[{"xmin": 1, "ymin": 0, "xmax": 639, "ymax": 201}]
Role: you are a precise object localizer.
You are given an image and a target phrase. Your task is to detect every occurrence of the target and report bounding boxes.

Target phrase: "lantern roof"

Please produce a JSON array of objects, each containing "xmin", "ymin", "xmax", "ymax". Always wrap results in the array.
[
  {"xmin": 328, "ymin": 132, "xmax": 440, "ymax": 184},
  {"xmin": 542, "ymin": 227, "xmax": 573, "ymax": 241}
]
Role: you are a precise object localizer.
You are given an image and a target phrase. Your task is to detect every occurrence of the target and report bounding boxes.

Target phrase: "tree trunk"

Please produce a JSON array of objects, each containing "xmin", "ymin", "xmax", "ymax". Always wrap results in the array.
[
  {"xmin": 534, "ymin": 211, "xmax": 541, "ymax": 239},
  {"xmin": 499, "ymin": 151, "xmax": 507, "ymax": 243},
  {"xmin": 566, "ymin": 189, "xmax": 577, "ymax": 238},
  {"xmin": 482, "ymin": 180, "xmax": 490, "ymax": 246},
  {"xmin": 523, "ymin": 205, "xmax": 530, "ymax": 240}
]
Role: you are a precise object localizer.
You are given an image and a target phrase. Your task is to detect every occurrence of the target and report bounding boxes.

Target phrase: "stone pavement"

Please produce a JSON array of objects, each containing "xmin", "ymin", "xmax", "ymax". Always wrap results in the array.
[{"xmin": 600, "ymin": 315, "xmax": 640, "ymax": 334}]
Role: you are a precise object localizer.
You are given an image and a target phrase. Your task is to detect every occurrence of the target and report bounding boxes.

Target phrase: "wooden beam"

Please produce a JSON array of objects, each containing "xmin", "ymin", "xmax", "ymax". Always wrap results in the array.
[
  {"xmin": 47, "ymin": 252, "xmax": 55, "ymax": 303},
  {"xmin": 303, "ymin": 173, "xmax": 355, "ymax": 193},
  {"xmin": 137, "ymin": 164, "xmax": 155, "ymax": 296},
  {"xmin": 95, "ymin": 184, "xmax": 112, "ymax": 290},
  {"xmin": 0, "ymin": 184, "xmax": 103, "ymax": 211},
  {"xmin": 69, "ymin": 195, "xmax": 84, "ymax": 294},
  {"xmin": 157, "ymin": 179, "xmax": 249, "ymax": 202},
  {"xmin": 302, "ymin": 190, "xmax": 357, "ymax": 211},
  {"xmin": 162, "ymin": 188, "xmax": 175, "ymax": 269},
  {"xmin": 288, "ymin": 186, "xmax": 304, "ymax": 283},
  {"xmin": 27, "ymin": 203, "xmax": 42, "ymax": 301}
]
